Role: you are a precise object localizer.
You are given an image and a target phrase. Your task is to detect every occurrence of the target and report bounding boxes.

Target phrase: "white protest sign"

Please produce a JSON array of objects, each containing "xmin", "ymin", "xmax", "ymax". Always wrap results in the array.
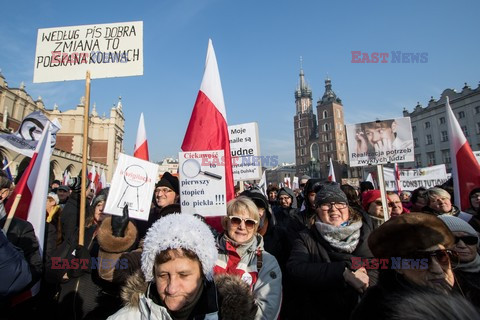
[
  {"xmin": 104, "ymin": 153, "xmax": 158, "ymax": 221},
  {"xmin": 33, "ymin": 21, "xmax": 143, "ymax": 83},
  {"xmin": 229, "ymin": 122, "xmax": 262, "ymax": 181},
  {"xmin": 179, "ymin": 150, "xmax": 226, "ymax": 217},
  {"xmin": 346, "ymin": 117, "xmax": 414, "ymax": 166},
  {"xmin": 383, "ymin": 164, "xmax": 448, "ymax": 191}
]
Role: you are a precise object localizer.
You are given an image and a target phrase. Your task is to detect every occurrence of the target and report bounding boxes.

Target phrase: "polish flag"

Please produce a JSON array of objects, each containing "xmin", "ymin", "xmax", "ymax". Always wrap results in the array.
[
  {"xmin": 181, "ymin": 39, "xmax": 234, "ymax": 230},
  {"xmin": 394, "ymin": 163, "xmax": 402, "ymax": 192},
  {"xmin": 284, "ymin": 177, "xmax": 291, "ymax": 188},
  {"xmin": 328, "ymin": 158, "xmax": 336, "ymax": 182},
  {"xmin": 4, "ymin": 122, "xmax": 52, "ymax": 301},
  {"xmin": 87, "ymin": 164, "xmax": 97, "ymax": 194},
  {"xmin": 62, "ymin": 169, "xmax": 70, "ymax": 185},
  {"xmin": 134, "ymin": 113, "xmax": 149, "ymax": 161},
  {"xmin": 445, "ymin": 96, "xmax": 480, "ymax": 210},
  {"xmin": 98, "ymin": 168, "xmax": 107, "ymax": 192}
]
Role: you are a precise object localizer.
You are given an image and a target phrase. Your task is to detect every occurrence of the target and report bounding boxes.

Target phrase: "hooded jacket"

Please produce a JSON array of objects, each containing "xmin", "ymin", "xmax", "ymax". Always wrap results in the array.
[
  {"xmin": 273, "ymin": 187, "xmax": 297, "ymax": 230},
  {"xmin": 108, "ymin": 272, "xmax": 257, "ymax": 320}
]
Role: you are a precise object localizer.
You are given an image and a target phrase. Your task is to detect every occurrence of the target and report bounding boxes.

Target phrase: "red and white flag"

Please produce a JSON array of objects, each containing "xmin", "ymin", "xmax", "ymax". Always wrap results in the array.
[
  {"xmin": 445, "ymin": 96, "xmax": 480, "ymax": 210},
  {"xmin": 394, "ymin": 163, "xmax": 402, "ymax": 192},
  {"xmin": 134, "ymin": 112, "xmax": 149, "ymax": 161},
  {"xmin": 5, "ymin": 122, "xmax": 52, "ymax": 300},
  {"xmin": 62, "ymin": 169, "xmax": 70, "ymax": 185},
  {"xmin": 87, "ymin": 164, "xmax": 97, "ymax": 194},
  {"xmin": 181, "ymin": 39, "xmax": 234, "ymax": 202},
  {"xmin": 284, "ymin": 177, "xmax": 291, "ymax": 188},
  {"xmin": 328, "ymin": 158, "xmax": 336, "ymax": 182},
  {"xmin": 98, "ymin": 168, "xmax": 107, "ymax": 191}
]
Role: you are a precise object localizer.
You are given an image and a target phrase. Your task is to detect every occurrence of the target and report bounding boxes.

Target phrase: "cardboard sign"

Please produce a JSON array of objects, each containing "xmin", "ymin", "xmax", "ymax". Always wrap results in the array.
[
  {"xmin": 104, "ymin": 153, "xmax": 158, "ymax": 221},
  {"xmin": 383, "ymin": 164, "xmax": 448, "ymax": 191},
  {"xmin": 229, "ymin": 122, "xmax": 262, "ymax": 181},
  {"xmin": 346, "ymin": 117, "xmax": 414, "ymax": 167},
  {"xmin": 33, "ymin": 21, "xmax": 143, "ymax": 83},
  {"xmin": 179, "ymin": 150, "xmax": 226, "ymax": 216}
]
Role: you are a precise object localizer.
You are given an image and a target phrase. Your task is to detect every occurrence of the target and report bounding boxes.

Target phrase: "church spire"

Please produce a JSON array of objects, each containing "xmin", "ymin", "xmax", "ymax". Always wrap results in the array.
[
  {"xmin": 320, "ymin": 77, "xmax": 342, "ymax": 105},
  {"xmin": 295, "ymin": 57, "xmax": 312, "ymax": 100}
]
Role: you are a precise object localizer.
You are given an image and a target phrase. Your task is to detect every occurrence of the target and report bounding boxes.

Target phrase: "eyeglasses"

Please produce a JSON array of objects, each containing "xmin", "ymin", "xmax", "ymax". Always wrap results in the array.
[
  {"xmin": 318, "ymin": 202, "xmax": 347, "ymax": 210},
  {"xmin": 388, "ymin": 201, "xmax": 402, "ymax": 207},
  {"xmin": 412, "ymin": 249, "xmax": 458, "ymax": 268},
  {"xmin": 278, "ymin": 196, "xmax": 291, "ymax": 201},
  {"xmin": 470, "ymin": 193, "xmax": 480, "ymax": 199},
  {"xmin": 455, "ymin": 236, "xmax": 479, "ymax": 246},
  {"xmin": 228, "ymin": 216, "xmax": 257, "ymax": 230},
  {"xmin": 155, "ymin": 188, "xmax": 173, "ymax": 195}
]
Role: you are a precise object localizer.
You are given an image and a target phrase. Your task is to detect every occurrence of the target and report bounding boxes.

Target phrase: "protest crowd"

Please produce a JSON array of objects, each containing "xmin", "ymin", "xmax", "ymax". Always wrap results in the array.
[
  {"xmin": 0, "ymin": 161, "xmax": 479, "ymax": 320},
  {"xmin": 0, "ymin": 27, "xmax": 479, "ymax": 320}
]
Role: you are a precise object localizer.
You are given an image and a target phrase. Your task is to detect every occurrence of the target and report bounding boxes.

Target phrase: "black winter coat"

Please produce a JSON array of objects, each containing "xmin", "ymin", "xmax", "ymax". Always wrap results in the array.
[{"xmin": 286, "ymin": 217, "xmax": 376, "ymax": 320}]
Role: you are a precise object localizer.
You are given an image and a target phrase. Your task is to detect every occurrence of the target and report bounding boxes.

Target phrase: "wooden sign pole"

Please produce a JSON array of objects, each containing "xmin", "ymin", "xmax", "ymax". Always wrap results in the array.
[{"xmin": 79, "ymin": 71, "xmax": 91, "ymax": 246}]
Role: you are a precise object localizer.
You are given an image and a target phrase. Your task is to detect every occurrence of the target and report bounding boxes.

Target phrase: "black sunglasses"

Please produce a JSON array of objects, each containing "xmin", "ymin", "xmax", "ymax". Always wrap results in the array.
[
  {"xmin": 412, "ymin": 249, "xmax": 458, "ymax": 268},
  {"xmin": 455, "ymin": 236, "xmax": 478, "ymax": 246}
]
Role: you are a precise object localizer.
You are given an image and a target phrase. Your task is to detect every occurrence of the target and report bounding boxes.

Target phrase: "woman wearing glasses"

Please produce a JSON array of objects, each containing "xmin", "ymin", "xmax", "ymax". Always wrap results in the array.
[
  {"xmin": 286, "ymin": 182, "xmax": 375, "ymax": 320},
  {"xmin": 439, "ymin": 215, "xmax": 480, "ymax": 307},
  {"xmin": 214, "ymin": 196, "xmax": 283, "ymax": 320},
  {"xmin": 352, "ymin": 213, "xmax": 465, "ymax": 319}
]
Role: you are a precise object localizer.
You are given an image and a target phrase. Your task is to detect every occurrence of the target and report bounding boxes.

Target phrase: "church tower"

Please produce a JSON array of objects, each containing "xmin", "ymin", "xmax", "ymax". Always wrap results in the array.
[
  {"xmin": 316, "ymin": 78, "xmax": 347, "ymax": 178},
  {"xmin": 293, "ymin": 59, "xmax": 317, "ymax": 176}
]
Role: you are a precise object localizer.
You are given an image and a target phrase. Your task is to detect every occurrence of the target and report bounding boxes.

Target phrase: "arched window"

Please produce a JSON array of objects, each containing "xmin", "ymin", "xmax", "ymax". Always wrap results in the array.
[
  {"xmin": 324, "ymin": 123, "xmax": 329, "ymax": 131},
  {"xmin": 323, "ymin": 110, "xmax": 328, "ymax": 119}
]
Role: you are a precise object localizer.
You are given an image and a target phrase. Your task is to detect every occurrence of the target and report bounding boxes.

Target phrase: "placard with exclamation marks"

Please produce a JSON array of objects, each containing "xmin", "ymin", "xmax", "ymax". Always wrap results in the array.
[{"xmin": 215, "ymin": 194, "xmax": 225, "ymax": 205}]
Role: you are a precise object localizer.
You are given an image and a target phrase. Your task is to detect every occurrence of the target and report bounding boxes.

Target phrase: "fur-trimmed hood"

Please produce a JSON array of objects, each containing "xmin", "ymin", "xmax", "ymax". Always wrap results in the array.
[{"xmin": 120, "ymin": 271, "xmax": 257, "ymax": 320}]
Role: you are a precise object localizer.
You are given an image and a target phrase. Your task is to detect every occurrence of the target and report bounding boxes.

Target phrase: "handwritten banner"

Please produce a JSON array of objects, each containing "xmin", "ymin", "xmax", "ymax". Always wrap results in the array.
[{"xmin": 33, "ymin": 21, "xmax": 143, "ymax": 83}]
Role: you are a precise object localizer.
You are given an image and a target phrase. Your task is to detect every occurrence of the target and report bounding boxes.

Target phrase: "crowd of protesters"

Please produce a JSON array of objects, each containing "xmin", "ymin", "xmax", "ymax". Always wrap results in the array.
[{"xmin": 1, "ymin": 168, "xmax": 480, "ymax": 320}]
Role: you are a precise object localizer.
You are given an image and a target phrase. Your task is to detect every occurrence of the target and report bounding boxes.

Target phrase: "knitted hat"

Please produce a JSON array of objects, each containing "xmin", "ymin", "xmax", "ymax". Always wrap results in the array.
[
  {"xmin": 277, "ymin": 188, "xmax": 293, "ymax": 199},
  {"xmin": 368, "ymin": 213, "xmax": 454, "ymax": 259},
  {"xmin": 437, "ymin": 215, "xmax": 478, "ymax": 237},
  {"xmin": 240, "ymin": 189, "xmax": 269, "ymax": 211},
  {"xmin": 362, "ymin": 190, "xmax": 383, "ymax": 211},
  {"xmin": 47, "ymin": 192, "xmax": 59, "ymax": 205},
  {"xmin": 91, "ymin": 194, "xmax": 106, "ymax": 209},
  {"xmin": 141, "ymin": 213, "xmax": 218, "ymax": 282},
  {"xmin": 315, "ymin": 182, "xmax": 348, "ymax": 206},
  {"xmin": 155, "ymin": 172, "xmax": 179, "ymax": 194}
]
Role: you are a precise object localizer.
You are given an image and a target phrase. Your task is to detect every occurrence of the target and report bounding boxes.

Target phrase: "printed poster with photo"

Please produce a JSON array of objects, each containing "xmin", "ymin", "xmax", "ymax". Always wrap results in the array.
[
  {"xmin": 104, "ymin": 153, "xmax": 158, "ymax": 221},
  {"xmin": 179, "ymin": 150, "xmax": 226, "ymax": 217},
  {"xmin": 346, "ymin": 117, "xmax": 414, "ymax": 167}
]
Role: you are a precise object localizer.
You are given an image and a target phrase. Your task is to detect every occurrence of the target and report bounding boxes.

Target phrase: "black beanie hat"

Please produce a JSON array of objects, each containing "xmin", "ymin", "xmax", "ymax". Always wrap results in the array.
[
  {"xmin": 315, "ymin": 182, "xmax": 348, "ymax": 206},
  {"xmin": 155, "ymin": 172, "xmax": 179, "ymax": 194}
]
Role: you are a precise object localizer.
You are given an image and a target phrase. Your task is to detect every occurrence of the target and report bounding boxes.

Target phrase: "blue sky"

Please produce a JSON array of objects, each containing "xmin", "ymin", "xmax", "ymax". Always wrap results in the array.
[{"xmin": 1, "ymin": 0, "xmax": 479, "ymax": 165}]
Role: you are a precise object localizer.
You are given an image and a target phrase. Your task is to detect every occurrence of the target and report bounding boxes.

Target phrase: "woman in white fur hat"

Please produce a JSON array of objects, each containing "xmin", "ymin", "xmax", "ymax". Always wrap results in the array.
[{"xmin": 108, "ymin": 213, "xmax": 257, "ymax": 320}]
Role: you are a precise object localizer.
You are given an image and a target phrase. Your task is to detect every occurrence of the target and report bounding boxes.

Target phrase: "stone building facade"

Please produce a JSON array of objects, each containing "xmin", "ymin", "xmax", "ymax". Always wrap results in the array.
[
  {"xmin": 0, "ymin": 71, "xmax": 124, "ymax": 181},
  {"xmin": 403, "ymin": 82, "xmax": 480, "ymax": 171}
]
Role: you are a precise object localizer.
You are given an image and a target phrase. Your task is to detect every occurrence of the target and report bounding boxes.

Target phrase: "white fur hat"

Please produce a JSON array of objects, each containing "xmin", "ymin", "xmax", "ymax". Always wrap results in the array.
[{"xmin": 141, "ymin": 213, "xmax": 218, "ymax": 282}]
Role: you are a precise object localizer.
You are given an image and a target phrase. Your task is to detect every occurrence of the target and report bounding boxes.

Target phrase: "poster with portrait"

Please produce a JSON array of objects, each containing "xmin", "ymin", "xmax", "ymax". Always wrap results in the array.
[
  {"xmin": 104, "ymin": 153, "xmax": 159, "ymax": 221},
  {"xmin": 346, "ymin": 117, "xmax": 414, "ymax": 167}
]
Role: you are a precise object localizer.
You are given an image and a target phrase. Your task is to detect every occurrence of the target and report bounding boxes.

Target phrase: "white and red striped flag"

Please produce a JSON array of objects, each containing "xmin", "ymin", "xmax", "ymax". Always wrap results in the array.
[
  {"xmin": 394, "ymin": 163, "xmax": 402, "ymax": 192},
  {"xmin": 98, "ymin": 168, "xmax": 107, "ymax": 191},
  {"xmin": 5, "ymin": 122, "xmax": 52, "ymax": 301},
  {"xmin": 134, "ymin": 112, "xmax": 149, "ymax": 161},
  {"xmin": 62, "ymin": 169, "xmax": 70, "ymax": 185},
  {"xmin": 445, "ymin": 96, "xmax": 480, "ymax": 210},
  {"xmin": 181, "ymin": 40, "xmax": 234, "ymax": 226},
  {"xmin": 87, "ymin": 164, "xmax": 97, "ymax": 194},
  {"xmin": 328, "ymin": 158, "xmax": 336, "ymax": 182}
]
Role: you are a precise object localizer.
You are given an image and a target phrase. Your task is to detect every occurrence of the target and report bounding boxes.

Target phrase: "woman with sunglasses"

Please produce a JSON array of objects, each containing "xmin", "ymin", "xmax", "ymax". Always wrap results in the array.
[
  {"xmin": 286, "ymin": 182, "xmax": 376, "ymax": 320},
  {"xmin": 214, "ymin": 196, "xmax": 282, "ymax": 320},
  {"xmin": 352, "ymin": 213, "xmax": 464, "ymax": 319},
  {"xmin": 439, "ymin": 215, "xmax": 480, "ymax": 307}
]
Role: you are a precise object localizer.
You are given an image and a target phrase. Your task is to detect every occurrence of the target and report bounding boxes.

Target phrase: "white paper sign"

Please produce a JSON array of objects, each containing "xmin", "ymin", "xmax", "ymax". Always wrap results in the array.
[
  {"xmin": 179, "ymin": 150, "xmax": 226, "ymax": 217},
  {"xmin": 383, "ymin": 164, "xmax": 448, "ymax": 191},
  {"xmin": 104, "ymin": 153, "xmax": 158, "ymax": 221},
  {"xmin": 33, "ymin": 21, "xmax": 143, "ymax": 83},
  {"xmin": 346, "ymin": 117, "xmax": 414, "ymax": 167},
  {"xmin": 229, "ymin": 122, "xmax": 262, "ymax": 181}
]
